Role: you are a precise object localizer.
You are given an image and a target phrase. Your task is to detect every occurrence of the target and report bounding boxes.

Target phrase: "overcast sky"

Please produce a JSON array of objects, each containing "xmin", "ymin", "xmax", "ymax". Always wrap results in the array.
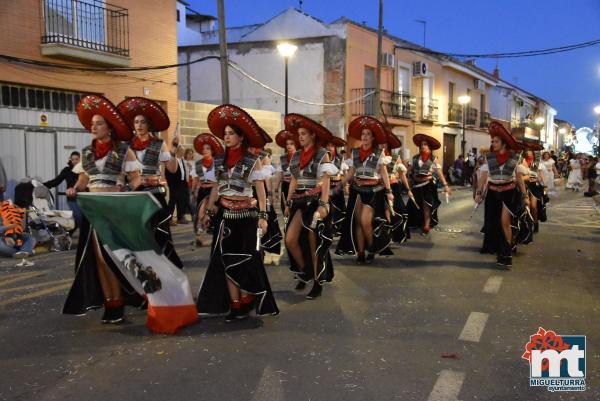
[{"xmin": 188, "ymin": 0, "xmax": 600, "ymax": 128}]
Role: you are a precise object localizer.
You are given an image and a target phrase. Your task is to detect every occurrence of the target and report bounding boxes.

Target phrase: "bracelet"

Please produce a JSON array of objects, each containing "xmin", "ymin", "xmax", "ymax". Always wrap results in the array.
[
  {"xmin": 258, "ymin": 211, "xmax": 269, "ymax": 221},
  {"xmin": 318, "ymin": 199, "xmax": 330, "ymax": 211},
  {"xmin": 384, "ymin": 188, "xmax": 392, "ymax": 194},
  {"xmin": 286, "ymin": 199, "xmax": 292, "ymax": 208},
  {"xmin": 476, "ymin": 190, "xmax": 482, "ymax": 195},
  {"xmin": 206, "ymin": 208, "xmax": 216, "ymax": 217}
]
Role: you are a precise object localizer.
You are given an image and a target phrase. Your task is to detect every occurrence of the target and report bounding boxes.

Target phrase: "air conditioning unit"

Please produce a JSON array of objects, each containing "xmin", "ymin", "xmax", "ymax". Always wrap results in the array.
[
  {"xmin": 413, "ymin": 61, "xmax": 428, "ymax": 77},
  {"xmin": 381, "ymin": 53, "xmax": 395, "ymax": 68},
  {"xmin": 474, "ymin": 79, "xmax": 486, "ymax": 91}
]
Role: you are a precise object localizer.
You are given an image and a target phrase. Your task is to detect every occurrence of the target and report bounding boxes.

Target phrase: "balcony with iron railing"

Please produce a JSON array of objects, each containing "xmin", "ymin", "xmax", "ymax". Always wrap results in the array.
[
  {"xmin": 41, "ymin": 0, "xmax": 130, "ymax": 66},
  {"xmin": 480, "ymin": 111, "xmax": 491, "ymax": 128},
  {"xmin": 351, "ymin": 88, "xmax": 416, "ymax": 120},
  {"xmin": 420, "ymin": 97, "xmax": 438, "ymax": 122},
  {"xmin": 448, "ymin": 103, "xmax": 463, "ymax": 123},
  {"xmin": 466, "ymin": 107, "xmax": 478, "ymax": 126}
]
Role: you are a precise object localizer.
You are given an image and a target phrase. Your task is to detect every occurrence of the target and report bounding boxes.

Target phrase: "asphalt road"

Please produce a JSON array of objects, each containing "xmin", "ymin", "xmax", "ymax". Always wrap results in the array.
[{"xmin": 0, "ymin": 188, "xmax": 599, "ymax": 401}]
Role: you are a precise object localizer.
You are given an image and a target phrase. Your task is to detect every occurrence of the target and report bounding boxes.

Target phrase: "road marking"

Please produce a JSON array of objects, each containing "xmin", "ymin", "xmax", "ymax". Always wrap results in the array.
[
  {"xmin": 427, "ymin": 370, "xmax": 465, "ymax": 401},
  {"xmin": 458, "ymin": 312, "xmax": 489, "ymax": 343},
  {"xmin": 482, "ymin": 276, "xmax": 503, "ymax": 294},
  {"xmin": 0, "ymin": 278, "xmax": 72, "ymax": 294},
  {"xmin": 250, "ymin": 365, "xmax": 284, "ymax": 401},
  {"xmin": 0, "ymin": 271, "xmax": 46, "ymax": 288},
  {"xmin": 0, "ymin": 282, "xmax": 71, "ymax": 306}
]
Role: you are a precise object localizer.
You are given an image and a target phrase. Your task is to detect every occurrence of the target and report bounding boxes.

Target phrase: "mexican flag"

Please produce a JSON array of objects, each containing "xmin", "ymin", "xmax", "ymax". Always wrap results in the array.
[{"xmin": 77, "ymin": 192, "xmax": 198, "ymax": 334}]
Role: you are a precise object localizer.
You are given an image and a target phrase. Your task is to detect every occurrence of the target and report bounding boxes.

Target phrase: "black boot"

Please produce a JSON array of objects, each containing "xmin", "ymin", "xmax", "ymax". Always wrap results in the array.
[
  {"xmin": 534, "ymin": 222, "xmax": 539, "ymax": 233},
  {"xmin": 102, "ymin": 305, "xmax": 124, "ymax": 324},
  {"xmin": 225, "ymin": 301, "xmax": 243, "ymax": 323},
  {"xmin": 356, "ymin": 252, "xmax": 366, "ymax": 265},
  {"xmin": 306, "ymin": 281, "xmax": 323, "ymax": 299},
  {"xmin": 295, "ymin": 280, "xmax": 306, "ymax": 290},
  {"xmin": 366, "ymin": 253, "xmax": 375, "ymax": 264}
]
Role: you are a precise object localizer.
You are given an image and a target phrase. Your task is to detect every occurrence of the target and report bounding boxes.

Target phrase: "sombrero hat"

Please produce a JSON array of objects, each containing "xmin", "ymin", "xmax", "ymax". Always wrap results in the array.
[
  {"xmin": 385, "ymin": 130, "xmax": 402, "ymax": 149},
  {"xmin": 412, "ymin": 133, "xmax": 441, "ymax": 150},
  {"xmin": 518, "ymin": 140, "xmax": 544, "ymax": 152},
  {"xmin": 207, "ymin": 104, "xmax": 265, "ymax": 148},
  {"xmin": 117, "ymin": 97, "xmax": 170, "ymax": 132},
  {"xmin": 193, "ymin": 133, "xmax": 224, "ymax": 156},
  {"xmin": 76, "ymin": 95, "xmax": 132, "ymax": 141},
  {"xmin": 489, "ymin": 121, "xmax": 519, "ymax": 151},
  {"xmin": 284, "ymin": 113, "xmax": 334, "ymax": 143},
  {"xmin": 259, "ymin": 128, "xmax": 273, "ymax": 144},
  {"xmin": 326, "ymin": 136, "xmax": 346, "ymax": 147},
  {"xmin": 275, "ymin": 130, "xmax": 299, "ymax": 148},
  {"xmin": 348, "ymin": 116, "xmax": 387, "ymax": 144}
]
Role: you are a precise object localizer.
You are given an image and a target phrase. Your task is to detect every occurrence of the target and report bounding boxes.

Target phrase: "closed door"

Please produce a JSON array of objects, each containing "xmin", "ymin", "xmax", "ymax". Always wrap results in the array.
[{"xmin": 443, "ymin": 133, "xmax": 456, "ymax": 174}]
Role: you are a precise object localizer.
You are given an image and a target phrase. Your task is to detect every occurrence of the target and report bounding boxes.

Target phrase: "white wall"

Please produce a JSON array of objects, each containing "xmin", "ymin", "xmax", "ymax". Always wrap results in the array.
[{"xmin": 179, "ymin": 42, "xmax": 326, "ymax": 117}]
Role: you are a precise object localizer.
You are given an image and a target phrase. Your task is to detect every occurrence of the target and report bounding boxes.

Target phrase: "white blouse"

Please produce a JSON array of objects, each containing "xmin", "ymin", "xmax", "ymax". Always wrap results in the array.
[
  {"xmin": 346, "ymin": 152, "xmax": 389, "ymax": 179},
  {"xmin": 190, "ymin": 165, "xmax": 217, "ymax": 182},
  {"xmin": 72, "ymin": 157, "xmax": 142, "ymax": 189},
  {"xmin": 218, "ymin": 160, "xmax": 267, "ymax": 198}
]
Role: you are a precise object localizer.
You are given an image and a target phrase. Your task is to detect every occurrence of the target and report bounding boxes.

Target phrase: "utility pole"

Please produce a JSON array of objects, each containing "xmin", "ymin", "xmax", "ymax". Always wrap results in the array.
[
  {"xmin": 374, "ymin": 0, "xmax": 383, "ymax": 119},
  {"xmin": 217, "ymin": 0, "xmax": 230, "ymax": 104},
  {"xmin": 415, "ymin": 19, "xmax": 427, "ymax": 47}
]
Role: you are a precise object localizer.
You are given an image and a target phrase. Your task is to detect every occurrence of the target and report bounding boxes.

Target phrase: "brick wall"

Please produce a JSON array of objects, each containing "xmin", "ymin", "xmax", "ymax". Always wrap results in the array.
[{"xmin": 0, "ymin": 0, "xmax": 179, "ymax": 139}]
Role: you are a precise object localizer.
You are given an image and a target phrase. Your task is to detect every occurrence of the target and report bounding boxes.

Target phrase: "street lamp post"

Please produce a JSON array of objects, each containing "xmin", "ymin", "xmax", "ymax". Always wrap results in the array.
[
  {"xmin": 277, "ymin": 43, "xmax": 298, "ymax": 115},
  {"xmin": 458, "ymin": 95, "xmax": 471, "ymax": 158},
  {"xmin": 594, "ymin": 105, "xmax": 600, "ymax": 154}
]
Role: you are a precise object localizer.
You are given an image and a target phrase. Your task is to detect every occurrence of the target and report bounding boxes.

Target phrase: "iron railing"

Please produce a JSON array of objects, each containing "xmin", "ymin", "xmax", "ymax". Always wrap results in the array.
[
  {"xmin": 466, "ymin": 107, "xmax": 478, "ymax": 126},
  {"xmin": 480, "ymin": 111, "xmax": 491, "ymax": 128},
  {"xmin": 420, "ymin": 97, "xmax": 438, "ymax": 122},
  {"xmin": 448, "ymin": 103, "xmax": 463, "ymax": 123},
  {"xmin": 41, "ymin": 0, "xmax": 129, "ymax": 57},
  {"xmin": 351, "ymin": 88, "xmax": 416, "ymax": 120}
]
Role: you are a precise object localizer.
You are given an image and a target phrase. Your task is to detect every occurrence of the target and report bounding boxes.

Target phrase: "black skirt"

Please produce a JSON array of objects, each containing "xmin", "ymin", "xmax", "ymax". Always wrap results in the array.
[
  {"xmin": 144, "ymin": 190, "xmax": 183, "ymax": 269},
  {"xmin": 527, "ymin": 181, "xmax": 548, "ymax": 222},
  {"xmin": 329, "ymin": 185, "xmax": 346, "ymax": 235},
  {"xmin": 480, "ymin": 186, "xmax": 532, "ymax": 257},
  {"xmin": 280, "ymin": 181, "xmax": 291, "ymax": 214},
  {"xmin": 196, "ymin": 209, "xmax": 279, "ymax": 316},
  {"xmin": 62, "ymin": 217, "xmax": 144, "ymax": 315},
  {"xmin": 335, "ymin": 184, "xmax": 393, "ymax": 256},
  {"xmin": 390, "ymin": 182, "xmax": 410, "ymax": 243},
  {"xmin": 407, "ymin": 180, "xmax": 441, "ymax": 229},
  {"xmin": 261, "ymin": 202, "xmax": 283, "ymax": 255},
  {"xmin": 286, "ymin": 196, "xmax": 334, "ymax": 284}
]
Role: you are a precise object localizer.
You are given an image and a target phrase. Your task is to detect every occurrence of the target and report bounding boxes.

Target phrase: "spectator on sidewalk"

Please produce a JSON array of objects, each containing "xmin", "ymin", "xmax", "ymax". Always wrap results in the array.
[
  {"xmin": 43, "ymin": 151, "xmax": 82, "ymax": 229},
  {"xmin": 453, "ymin": 155, "xmax": 464, "ymax": 184},
  {"xmin": 0, "ymin": 200, "xmax": 36, "ymax": 258},
  {"xmin": 165, "ymin": 145, "xmax": 192, "ymax": 225}
]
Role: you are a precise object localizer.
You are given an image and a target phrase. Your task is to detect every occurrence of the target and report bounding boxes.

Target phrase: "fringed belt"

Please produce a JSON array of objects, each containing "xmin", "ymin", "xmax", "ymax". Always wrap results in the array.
[
  {"xmin": 141, "ymin": 176, "xmax": 165, "ymax": 188},
  {"xmin": 489, "ymin": 182, "xmax": 516, "ymax": 192},
  {"xmin": 352, "ymin": 182, "xmax": 383, "ymax": 193},
  {"xmin": 222, "ymin": 208, "xmax": 258, "ymax": 220},
  {"xmin": 292, "ymin": 187, "xmax": 322, "ymax": 199},
  {"xmin": 414, "ymin": 175, "xmax": 432, "ymax": 183},
  {"xmin": 354, "ymin": 178, "xmax": 380, "ymax": 186},
  {"xmin": 199, "ymin": 181, "xmax": 216, "ymax": 188},
  {"xmin": 220, "ymin": 197, "xmax": 257, "ymax": 210}
]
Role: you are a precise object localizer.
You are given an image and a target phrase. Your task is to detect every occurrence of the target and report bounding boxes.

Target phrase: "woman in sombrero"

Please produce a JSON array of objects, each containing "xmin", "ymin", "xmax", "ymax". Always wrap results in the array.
[
  {"xmin": 190, "ymin": 132, "xmax": 223, "ymax": 247},
  {"xmin": 63, "ymin": 95, "xmax": 144, "ymax": 324},
  {"xmin": 382, "ymin": 130, "xmax": 413, "ymax": 244},
  {"xmin": 116, "ymin": 97, "xmax": 182, "ymax": 268},
  {"xmin": 335, "ymin": 116, "xmax": 394, "ymax": 264},
  {"xmin": 283, "ymin": 114, "xmax": 338, "ymax": 299},
  {"xmin": 406, "ymin": 133, "xmax": 451, "ymax": 235},
  {"xmin": 197, "ymin": 105, "xmax": 279, "ymax": 322},
  {"xmin": 324, "ymin": 136, "xmax": 348, "ymax": 235},
  {"xmin": 475, "ymin": 122, "xmax": 529, "ymax": 268},
  {"xmin": 274, "ymin": 130, "xmax": 299, "ymax": 215},
  {"xmin": 519, "ymin": 140, "xmax": 548, "ymax": 233}
]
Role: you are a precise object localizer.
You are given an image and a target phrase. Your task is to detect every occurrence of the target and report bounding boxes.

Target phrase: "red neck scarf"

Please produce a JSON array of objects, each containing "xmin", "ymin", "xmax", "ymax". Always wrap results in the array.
[
  {"xmin": 94, "ymin": 139, "xmax": 113, "ymax": 160},
  {"xmin": 131, "ymin": 135, "xmax": 152, "ymax": 151},
  {"xmin": 330, "ymin": 148, "xmax": 337, "ymax": 159},
  {"xmin": 286, "ymin": 151, "xmax": 294, "ymax": 164},
  {"xmin": 420, "ymin": 150, "xmax": 431, "ymax": 162},
  {"xmin": 359, "ymin": 146, "xmax": 373, "ymax": 162},
  {"xmin": 496, "ymin": 150, "xmax": 510, "ymax": 166},
  {"xmin": 202, "ymin": 157, "xmax": 213, "ymax": 169},
  {"xmin": 299, "ymin": 145, "xmax": 315, "ymax": 170},
  {"xmin": 525, "ymin": 154, "xmax": 534, "ymax": 166},
  {"xmin": 226, "ymin": 146, "xmax": 243, "ymax": 169}
]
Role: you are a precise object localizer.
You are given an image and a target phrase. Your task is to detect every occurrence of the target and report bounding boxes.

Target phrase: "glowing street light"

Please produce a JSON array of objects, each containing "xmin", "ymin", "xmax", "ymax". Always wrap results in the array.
[
  {"xmin": 277, "ymin": 43, "xmax": 298, "ymax": 116},
  {"xmin": 457, "ymin": 95, "xmax": 471, "ymax": 157},
  {"xmin": 594, "ymin": 105, "xmax": 600, "ymax": 115},
  {"xmin": 534, "ymin": 116, "xmax": 545, "ymax": 125}
]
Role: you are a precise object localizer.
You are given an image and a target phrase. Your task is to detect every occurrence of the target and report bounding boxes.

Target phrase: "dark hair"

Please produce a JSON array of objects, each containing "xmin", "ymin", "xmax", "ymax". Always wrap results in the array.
[
  {"xmin": 70, "ymin": 151, "xmax": 80, "ymax": 157},
  {"xmin": 135, "ymin": 114, "xmax": 154, "ymax": 132},
  {"xmin": 226, "ymin": 124, "xmax": 250, "ymax": 148}
]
